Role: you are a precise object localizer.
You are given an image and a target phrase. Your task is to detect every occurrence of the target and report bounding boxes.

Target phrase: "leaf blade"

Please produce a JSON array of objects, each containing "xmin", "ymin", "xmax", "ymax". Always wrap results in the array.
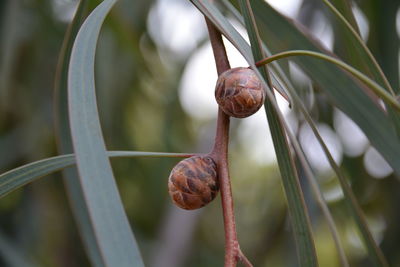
[
  {"xmin": 247, "ymin": 2, "xmax": 390, "ymax": 265},
  {"xmin": 67, "ymin": 0, "xmax": 143, "ymax": 265},
  {"xmin": 193, "ymin": 1, "xmax": 388, "ymax": 266},
  {"xmin": 251, "ymin": 0, "xmax": 400, "ymax": 177},
  {"xmin": 53, "ymin": 1, "xmax": 104, "ymax": 265},
  {"xmin": 238, "ymin": 1, "xmax": 318, "ymax": 266},
  {"xmin": 322, "ymin": 0, "xmax": 400, "ymax": 140},
  {"xmin": 0, "ymin": 151, "xmax": 190, "ymax": 199}
]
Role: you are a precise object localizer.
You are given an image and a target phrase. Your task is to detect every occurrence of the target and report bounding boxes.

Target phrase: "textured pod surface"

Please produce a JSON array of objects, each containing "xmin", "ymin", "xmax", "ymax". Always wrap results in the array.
[
  {"xmin": 168, "ymin": 156, "xmax": 219, "ymax": 210},
  {"xmin": 215, "ymin": 67, "xmax": 265, "ymax": 118}
]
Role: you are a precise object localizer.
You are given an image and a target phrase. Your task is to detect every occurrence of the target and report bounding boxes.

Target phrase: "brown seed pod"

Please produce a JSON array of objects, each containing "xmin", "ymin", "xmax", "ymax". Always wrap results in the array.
[
  {"xmin": 215, "ymin": 67, "xmax": 265, "ymax": 118},
  {"xmin": 168, "ymin": 156, "xmax": 219, "ymax": 210}
]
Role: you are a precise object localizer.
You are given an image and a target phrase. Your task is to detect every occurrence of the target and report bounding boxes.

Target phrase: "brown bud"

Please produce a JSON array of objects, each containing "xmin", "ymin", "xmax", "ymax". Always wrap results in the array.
[
  {"xmin": 168, "ymin": 156, "xmax": 219, "ymax": 210},
  {"xmin": 215, "ymin": 67, "xmax": 265, "ymax": 118}
]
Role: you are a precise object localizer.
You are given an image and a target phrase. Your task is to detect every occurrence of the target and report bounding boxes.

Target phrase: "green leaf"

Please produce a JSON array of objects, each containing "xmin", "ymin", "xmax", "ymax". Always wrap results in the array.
[
  {"xmin": 190, "ymin": 0, "xmax": 252, "ymax": 62},
  {"xmin": 322, "ymin": 0, "xmax": 400, "ymax": 142},
  {"xmin": 53, "ymin": 1, "xmax": 104, "ymax": 266},
  {"xmin": 328, "ymin": 0, "xmax": 360, "ymax": 34},
  {"xmin": 257, "ymin": 50, "xmax": 400, "ymax": 112},
  {"xmin": 251, "ymin": 0, "xmax": 400, "ymax": 177},
  {"xmin": 277, "ymin": 70, "xmax": 388, "ymax": 266},
  {"xmin": 323, "ymin": 0, "xmax": 383, "ymax": 85},
  {"xmin": 362, "ymin": 0, "xmax": 400, "ymax": 91},
  {"xmin": 67, "ymin": 0, "xmax": 143, "ymax": 265},
  {"xmin": 0, "ymin": 154, "xmax": 73, "ymax": 198},
  {"xmin": 204, "ymin": 0, "xmax": 400, "ymax": 173},
  {"xmin": 0, "ymin": 151, "xmax": 190, "ymax": 199},
  {"xmin": 191, "ymin": 0, "xmax": 292, "ymax": 103},
  {"xmin": 238, "ymin": 1, "xmax": 318, "ymax": 266},
  {"xmin": 192, "ymin": 1, "xmax": 387, "ymax": 266},
  {"xmin": 244, "ymin": 2, "xmax": 389, "ymax": 265}
]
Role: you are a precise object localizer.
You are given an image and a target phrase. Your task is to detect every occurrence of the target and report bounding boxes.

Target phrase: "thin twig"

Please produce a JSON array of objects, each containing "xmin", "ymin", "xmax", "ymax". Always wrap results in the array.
[
  {"xmin": 238, "ymin": 250, "xmax": 254, "ymax": 267},
  {"xmin": 205, "ymin": 17, "xmax": 252, "ymax": 267}
]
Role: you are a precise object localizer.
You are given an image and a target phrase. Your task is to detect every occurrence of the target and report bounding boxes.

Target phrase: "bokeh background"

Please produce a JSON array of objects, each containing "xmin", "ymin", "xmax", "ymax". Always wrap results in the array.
[{"xmin": 0, "ymin": 0, "xmax": 399, "ymax": 266}]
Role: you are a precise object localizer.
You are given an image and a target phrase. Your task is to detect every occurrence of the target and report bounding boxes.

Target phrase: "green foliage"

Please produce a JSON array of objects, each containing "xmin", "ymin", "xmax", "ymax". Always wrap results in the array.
[
  {"xmin": 0, "ymin": 0, "xmax": 399, "ymax": 266},
  {"xmin": 239, "ymin": 1, "xmax": 318, "ymax": 266}
]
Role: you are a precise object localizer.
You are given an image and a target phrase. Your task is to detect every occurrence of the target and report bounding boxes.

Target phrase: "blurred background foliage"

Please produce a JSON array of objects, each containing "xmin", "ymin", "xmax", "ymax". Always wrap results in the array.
[{"xmin": 0, "ymin": 0, "xmax": 399, "ymax": 266}]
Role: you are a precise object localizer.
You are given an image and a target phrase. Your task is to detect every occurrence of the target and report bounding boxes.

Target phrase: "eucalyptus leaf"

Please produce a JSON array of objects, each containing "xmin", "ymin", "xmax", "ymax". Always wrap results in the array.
[
  {"xmin": 322, "ymin": 0, "xmax": 400, "ymax": 140},
  {"xmin": 53, "ymin": 0, "xmax": 104, "ymax": 265},
  {"xmin": 238, "ymin": 1, "xmax": 318, "ymax": 266},
  {"xmin": 68, "ymin": 0, "xmax": 143, "ymax": 265},
  {"xmin": 0, "ymin": 151, "xmax": 190, "ymax": 199},
  {"xmin": 251, "ymin": 0, "xmax": 400, "ymax": 176},
  {"xmin": 192, "ymin": 1, "xmax": 389, "ymax": 265}
]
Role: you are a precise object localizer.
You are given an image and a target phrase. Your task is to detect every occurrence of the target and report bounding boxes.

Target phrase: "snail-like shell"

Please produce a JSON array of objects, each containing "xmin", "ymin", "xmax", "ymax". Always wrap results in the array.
[
  {"xmin": 215, "ymin": 67, "xmax": 265, "ymax": 118},
  {"xmin": 168, "ymin": 156, "xmax": 219, "ymax": 210}
]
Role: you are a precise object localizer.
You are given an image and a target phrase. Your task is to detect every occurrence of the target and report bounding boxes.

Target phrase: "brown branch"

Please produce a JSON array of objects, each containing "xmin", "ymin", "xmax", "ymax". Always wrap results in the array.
[{"xmin": 205, "ymin": 18, "xmax": 253, "ymax": 267}]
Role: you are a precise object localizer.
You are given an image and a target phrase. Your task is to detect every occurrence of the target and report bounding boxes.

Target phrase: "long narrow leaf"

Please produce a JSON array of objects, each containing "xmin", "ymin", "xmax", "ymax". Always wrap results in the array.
[
  {"xmin": 322, "ymin": 0, "xmax": 394, "ymax": 94},
  {"xmin": 195, "ymin": 1, "xmax": 387, "ymax": 265},
  {"xmin": 238, "ymin": 1, "xmax": 318, "ymax": 266},
  {"xmin": 262, "ymin": 49, "xmax": 388, "ymax": 267},
  {"xmin": 257, "ymin": 50, "xmax": 400, "ymax": 112},
  {"xmin": 251, "ymin": 0, "xmax": 400, "ymax": 177},
  {"xmin": 68, "ymin": 0, "xmax": 143, "ymax": 265},
  {"xmin": 190, "ymin": 0, "xmax": 252, "ymax": 62},
  {"xmin": 0, "ymin": 151, "xmax": 190, "ymax": 199},
  {"xmin": 328, "ymin": 0, "xmax": 360, "ymax": 34},
  {"xmin": 322, "ymin": 0, "xmax": 400, "ymax": 139},
  {"xmin": 53, "ymin": 1, "xmax": 104, "ymax": 265},
  {"xmin": 245, "ymin": 2, "xmax": 389, "ymax": 265},
  {"xmin": 190, "ymin": 0, "xmax": 292, "ymax": 103},
  {"xmin": 297, "ymin": 102, "xmax": 389, "ymax": 267}
]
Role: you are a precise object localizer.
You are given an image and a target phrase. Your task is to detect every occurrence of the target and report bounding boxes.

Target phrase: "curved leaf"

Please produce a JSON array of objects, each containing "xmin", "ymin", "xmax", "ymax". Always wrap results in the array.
[
  {"xmin": 67, "ymin": 0, "xmax": 143, "ymax": 265},
  {"xmin": 192, "ymin": 1, "xmax": 388, "ymax": 266},
  {"xmin": 238, "ymin": 1, "xmax": 318, "ymax": 266},
  {"xmin": 322, "ymin": 0, "xmax": 400, "ymax": 140},
  {"xmin": 53, "ymin": 0, "xmax": 104, "ymax": 265},
  {"xmin": 257, "ymin": 50, "xmax": 400, "ymax": 112},
  {"xmin": 0, "ymin": 151, "xmax": 190, "ymax": 199},
  {"xmin": 198, "ymin": 0, "xmax": 400, "ymax": 176},
  {"xmin": 251, "ymin": 0, "xmax": 400, "ymax": 177}
]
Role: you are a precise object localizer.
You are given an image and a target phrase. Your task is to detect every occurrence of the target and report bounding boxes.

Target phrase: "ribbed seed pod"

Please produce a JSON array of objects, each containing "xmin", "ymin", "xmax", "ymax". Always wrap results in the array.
[
  {"xmin": 168, "ymin": 156, "xmax": 219, "ymax": 210},
  {"xmin": 215, "ymin": 67, "xmax": 265, "ymax": 118}
]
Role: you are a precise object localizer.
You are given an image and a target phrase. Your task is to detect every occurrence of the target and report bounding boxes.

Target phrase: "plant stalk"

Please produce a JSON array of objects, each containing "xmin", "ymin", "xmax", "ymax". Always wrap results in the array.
[{"xmin": 205, "ymin": 17, "xmax": 252, "ymax": 267}]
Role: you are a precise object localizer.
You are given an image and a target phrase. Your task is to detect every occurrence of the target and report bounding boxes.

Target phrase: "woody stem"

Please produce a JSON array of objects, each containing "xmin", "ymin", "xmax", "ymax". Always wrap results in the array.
[{"xmin": 205, "ymin": 17, "xmax": 253, "ymax": 267}]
